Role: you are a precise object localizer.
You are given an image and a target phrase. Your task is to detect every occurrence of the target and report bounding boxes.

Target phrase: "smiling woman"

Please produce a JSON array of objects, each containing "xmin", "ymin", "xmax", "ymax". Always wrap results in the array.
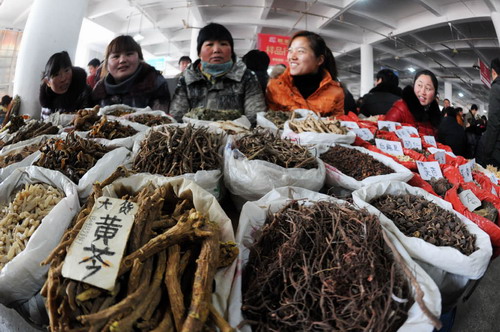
[
  {"xmin": 91, "ymin": 35, "xmax": 170, "ymax": 111},
  {"xmin": 39, "ymin": 51, "xmax": 91, "ymax": 120}
]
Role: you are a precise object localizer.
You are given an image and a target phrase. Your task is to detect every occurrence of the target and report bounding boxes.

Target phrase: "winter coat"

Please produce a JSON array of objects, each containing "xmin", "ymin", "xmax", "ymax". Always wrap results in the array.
[
  {"xmin": 39, "ymin": 66, "xmax": 91, "ymax": 120},
  {"xmin": 385, "ymin": 85, "xmax": 441, "ymax": 136},
  {"xmin": 481, "ymin": 77, "xmax": 500, "ymax": 165},
  {"xmin": 92, "ymin": 62, "xmax": 170, "ymax": 112},
  {"xmin": 437, "ymin": 115, "xmax": 468, "ymax": 157},
  {"xmin": 360, "ymin": 83, "xmax": 402, "ymax": 116},
  {"xmin": 169, "ymin": 60, "xmax": 265, "ymax": 124},
  {"xmin": 266, "ymin": 67, "xmax": 344, "ymax": 117}
]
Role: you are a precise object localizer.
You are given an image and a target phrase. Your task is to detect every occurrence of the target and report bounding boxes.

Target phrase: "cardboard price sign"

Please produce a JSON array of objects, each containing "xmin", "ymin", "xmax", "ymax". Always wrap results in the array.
[
  {"xmin": 395, "ymin": 128, "xmax": 411, "ymax": 139},
  {"xmin": 423, "ymin": 135, "xmax": 437, "ymax": 147},
  {"xmin": 459, "ymin": 159, "xmax": 475, "ymax": 182},
  {"xmin": 433, "ymin": 151, "xmax": 446, "ymax": 164},
  {"xmin": 62, "ymin": 197, "xmax": 138, "ymax": 290},
  {"xmin": 377, "ymin": 121, "xmax": 400, "ymax": 132},
  {"xmin": 459, "ymin": 189, "xmax": 482, "ymax": 211},
  {"xmin": 402, "ymin": 137, "xmax": 422, "ymax": 150},
  {"xmin": 352, "ymin": 128, "xmax": 374, "ymax": 141},
  {"xmin": 403, "ymin": 126, "xmax": 419, "ymax": 136},
  {"xmin": 416, "ymin": 161, "xmax": 443, "ymax": 180},
  {"xmin": 375, "ymin": 138, "xmax": 404, "ymax": 156},
  {"xmin": 340, "ymin": 121, "xmax": 359, "ymax": 129}
]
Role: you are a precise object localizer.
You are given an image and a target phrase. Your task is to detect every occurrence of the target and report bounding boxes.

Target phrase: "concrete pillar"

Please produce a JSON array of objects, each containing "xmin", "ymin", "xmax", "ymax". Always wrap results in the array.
[
  {"xmin": 480, "ymin": 103, "xmax": 486, "ymax": 116},
  {"xmin": 189, "ymin": 28, "xmax": 198, "ymax": 62},
  {"xmin": 13, "ymin": 0, "xmax": 88, "ymax": 119},
  {"xmin": 444, "ymin": 81, "xmax": 452, "ymax": 104},
  {"xmin": 360, "ymin": 44, "xmax": 373, "ymax": 96},
  {"xmin": 492, "ymin": 12, "xmax": 500, "ymax": 46}
]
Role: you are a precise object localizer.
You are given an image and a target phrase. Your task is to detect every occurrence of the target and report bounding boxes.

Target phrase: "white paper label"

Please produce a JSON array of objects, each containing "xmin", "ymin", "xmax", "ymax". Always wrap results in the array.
[
  {"xmin": 423, "ymin": 135, "xmax": 437, "ymax": 147},
  {"xmin": 416, "ymin": 161, "xmax": 443, "ymax": 180},
  {"xmin": 459, "ymin": 159, "xmax": 475, "ymax": 183},
  {"xmin": 62, "ymin": 197, "xmax": 138, "ymax": 291},
  {"xmin": 375, "ymin": 138, "xmax": 404, "ymax": 156},
  {"xmin": 395, "ymin": 128, "xmax": 411, "ymax": 139},
  {"xmin": 403, "ymin": 126, "xmax": 419, "ymax": 136},
  {"xmin": 378, "ymin": 121, "xmax": 400, "ymax": 132},
  {"xmin": 352, "ymin": 128, "xmax": 374, "ymax": 141},
  {"xmin": 402, "ymin": 137, "xmax": 422, "ymax": 150},
  {"xmin": 428, "ymin": 147, "xmax": 456, "ymax": 158},
  {"xmin": 458, "ymin": 189, "xmax": 482, "ymax": 212},
  {"xmin": 340, "ymin": 121, "xmax": 359, "ymax": 129},
  {"xmin": 433, "ymin": 151, "xmax": 446, "ymax": 164}
]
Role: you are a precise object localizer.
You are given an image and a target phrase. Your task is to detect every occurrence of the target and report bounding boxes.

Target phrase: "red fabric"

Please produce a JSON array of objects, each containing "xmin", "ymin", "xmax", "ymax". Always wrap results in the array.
[
  {"xmin": 375, "ymin": 130, "xmax": 399, "ymax": 141},
  {"xmin": 408, "ymin": 172, "xmax": 438, "ymax": 196},
  {"xmin": 385, "ymin": 99, "xmax": 437, "ymax": 136}
]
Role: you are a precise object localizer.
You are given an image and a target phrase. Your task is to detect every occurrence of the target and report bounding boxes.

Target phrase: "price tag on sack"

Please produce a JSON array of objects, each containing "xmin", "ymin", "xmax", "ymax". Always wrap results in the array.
[
  {"xmin": 433, "ymin": 151, "xmax": 446, "ymax": 164},
  {"xmin": 416, "ymin": 161, "xmax": 443, "ymax": 180},
  {"xmin": 375, "ymin": 138, "xmax": 404, "ymax": 156},
  {"xmin": 395, "ymin": 128, "xmax": 411, "ymax": 139},
  {"xmin": 352, "ymin": 128, "xmax": 374, "ymax": 141},
  {"xmin": 459, "ymin": 159, "xmax": 475, "ymax": 182},
  {"xmin": 62, "ymin": 197, "xmax": 138, "ymax": 291},
  {"xmin": 402, "ymin": 137, "xmax": 422, "ymax": 150},
  {"xmin": 458, "ymin": 189, "xmax": 482, "ymax": 212},
  {"xmin": 378, "ymin": 121, "xmax": 400, "ymax": 132},
  {"xmin": 423, "ymin": 135, "xmax": 437, "ymax": 147},
  {"xmin": 403, "ymin": 126, "xmax": 419, "ymax": 136},
  {"xmin": 340, "ymin": 121, "xmax": 359, "ymax": 129}
]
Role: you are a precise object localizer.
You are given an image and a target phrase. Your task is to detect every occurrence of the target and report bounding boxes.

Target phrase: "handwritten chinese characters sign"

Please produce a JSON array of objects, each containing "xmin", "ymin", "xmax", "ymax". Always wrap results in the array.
[
  {"xmin": 416, "ymin": 161, "xmax": 443, "ymax": 180},
  {"xmin": 258, "ymin": 33, "xmax": 290, "ymax": 66},
  {"xmin": 375, "ymin": 138, "xmax": 404, "ymax": 156},
  {"xmin": 62, "ymin": 197, "xmax": 138, "ymax": 290}
]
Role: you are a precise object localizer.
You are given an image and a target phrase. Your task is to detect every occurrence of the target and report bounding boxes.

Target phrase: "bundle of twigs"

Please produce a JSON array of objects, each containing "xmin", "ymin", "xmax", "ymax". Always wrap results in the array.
[
  {"xmin": 88, "ymin": 116, "xmax": 138, "ymax": 139},
  {"xmin": 34, "ymin": 133, "xmax": 112, "ymax": 183},
  {"xmin": 133, "ymin": 125, "xmax": 223, "ymax": 176},
  {"xmin": 242, "ymin": 200, "xmax": 439, "ymax": 331},
  {"xmin": 4, "ymin": 120, "xmax": 59, "ymax": 146},
  {"xmin": 321, "ymin": 145, "xmax": 394, "ymax": 180},
  {"xmin": 234, "ymin": 130, "xmax": 317, "ymax": 169},
  {"xmin": 41, "ymin": 167, "xmax": 238, "ymax": 332}
]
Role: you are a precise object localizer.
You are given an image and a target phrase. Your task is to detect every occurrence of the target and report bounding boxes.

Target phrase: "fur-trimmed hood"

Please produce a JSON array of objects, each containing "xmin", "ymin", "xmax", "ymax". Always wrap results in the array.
[{"xmin": 401, "ymin": 85, "xmax": 441, "ymax": 128}]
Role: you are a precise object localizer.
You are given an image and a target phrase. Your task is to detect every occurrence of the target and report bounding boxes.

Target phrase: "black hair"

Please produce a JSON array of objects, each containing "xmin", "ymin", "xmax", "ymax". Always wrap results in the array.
[
  {"xmin": 178, "ymin": 56, "xmax": 192, "ymax": 64},
  {"xmin": 289, "ymin": 30, "xmax": 338, "ymax": 80},
  {"xmin": 105, "ymin": 35, "xmax": 143, "ymax": 66},
  {"xmin": 1, "ymin": 95, "xmax": 12, "ymax": 107},
  {"xmin": 376, "ymin": 69, "xmax": 399, "ymax": 87},
  {"xmin": 471, "ymin": 104, "xmax": 478, "ymax": 111},
  {"xmin": 43, "ymin": 51, "xmax": 72, "ymax": 79},
  {"xmin": 242, "ymin": 50, "xmax": 270, "ymax": 71},
  {"xmin": 87, "ymin": 58, "xmax": 100, "ymax": 67},
  {"xmin": 413, "ymin": 69, "xmax": 438, "ymax": 92},
  {"xmin": 491, "ymin": 58, "xmax": 500, "ymax": 75},
  {"xmin": 444, "ymin": 106, "xmax": 457, "ymax": 117},
  {"xmin": 196, "ymin": 23, "xmax": 235, "ymax": 60}
]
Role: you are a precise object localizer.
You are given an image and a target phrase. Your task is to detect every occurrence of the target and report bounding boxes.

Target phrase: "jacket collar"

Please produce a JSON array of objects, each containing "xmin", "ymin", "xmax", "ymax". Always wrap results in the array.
[
  {"xmin": 279, "ymin": 67, "xmax": 340, "ymax": 91},
  {"xmin": 402, "ymin": 85, "xmax": 441, "ymax": 127},
  {"xmin": 183, "ymin": 59, "xmax": 247, "ymax": 85}
]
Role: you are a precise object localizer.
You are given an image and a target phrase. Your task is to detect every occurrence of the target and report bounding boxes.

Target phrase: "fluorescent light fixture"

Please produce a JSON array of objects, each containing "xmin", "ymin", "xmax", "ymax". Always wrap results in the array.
[
  {"xmin": 133, "ymin": 33, "xmax": 144, "ymax": 41},
  {"xmin": 408, "ymin": 67, "xmax": 415, "ymax": 73},
  {"xmin": 458, "ymin": 92, "xmax": 464, "ymax": 97}
]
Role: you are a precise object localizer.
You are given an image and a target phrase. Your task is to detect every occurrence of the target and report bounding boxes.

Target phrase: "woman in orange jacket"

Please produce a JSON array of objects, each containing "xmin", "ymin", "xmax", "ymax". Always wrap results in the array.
[{"xmin": 266, "ymin": 30, "xmax": 344, "ymax": 117}]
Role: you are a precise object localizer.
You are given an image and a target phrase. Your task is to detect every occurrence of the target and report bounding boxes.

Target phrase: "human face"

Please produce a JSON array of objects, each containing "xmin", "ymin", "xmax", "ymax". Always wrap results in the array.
[
  {"xmin": 88, "ymin": 65, "xmax": 97, "ymax": 76},
  {"xmin": 179, "ymin": 60, "xmax": 190, "ymax": 72},
  {"xmin": 287, "ymin": 36, "xmax": 324, "ymax": 76},
  {"xmin": 414, "ymin": 74, "xmax": 436, "ymax": 106},
  {"xmin": 47, "ymin": 67, "xmax": 72, "ymax": 95},
  {"xmin": 443, "ymin": 99, "xmax": 450, "ymax": 108},
  {"xmin": 107, "ymin": 51, "xmax": 140, "ymax": 83},
  {"xmin": 199, "ymin": 40, "xmax": 232, "ymax": 64}
]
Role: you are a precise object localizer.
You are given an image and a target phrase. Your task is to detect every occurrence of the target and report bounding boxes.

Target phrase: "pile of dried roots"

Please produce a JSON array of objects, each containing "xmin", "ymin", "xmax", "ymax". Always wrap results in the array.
[{"xmin": 241, "ymin": 200, "xmax": 434, "ymax": 331}]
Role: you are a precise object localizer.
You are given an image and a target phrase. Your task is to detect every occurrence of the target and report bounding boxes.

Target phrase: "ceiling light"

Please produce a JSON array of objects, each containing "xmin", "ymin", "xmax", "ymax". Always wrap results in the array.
[
  {"xmin": 133, "ymin": 33, "xmax": 144, "ymax": 41},
  {"xmin": 458, "ymin": 92, "xmax": 464, "ymax": 97},
  {"xmin": 408, "ymin": 67, "xmax": 415, "ymax": 73}
]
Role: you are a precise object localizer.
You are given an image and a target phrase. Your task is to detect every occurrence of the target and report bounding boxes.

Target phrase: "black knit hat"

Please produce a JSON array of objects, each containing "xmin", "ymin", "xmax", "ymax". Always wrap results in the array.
[{"xmin": 196, "ymin": 23, "xmax": 235, "ymax": 60}]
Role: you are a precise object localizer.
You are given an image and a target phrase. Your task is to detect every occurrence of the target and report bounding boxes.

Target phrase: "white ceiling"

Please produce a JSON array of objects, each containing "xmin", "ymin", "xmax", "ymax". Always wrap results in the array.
[{"xmin": 1, "ymin": 0, "xmax": 499, "ymax": 109}]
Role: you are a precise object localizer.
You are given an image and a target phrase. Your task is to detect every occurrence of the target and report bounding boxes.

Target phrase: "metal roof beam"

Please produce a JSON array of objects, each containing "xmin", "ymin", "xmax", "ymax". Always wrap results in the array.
[{"xmin": 410, "ymin": 0, "xmax": 442, "ymax": 17}]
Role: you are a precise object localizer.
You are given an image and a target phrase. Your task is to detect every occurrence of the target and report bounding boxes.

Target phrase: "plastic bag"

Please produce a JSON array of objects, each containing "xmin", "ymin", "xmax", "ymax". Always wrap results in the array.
[
  {"xmin": 223, "ymin": 135, "xmax": 325, "ymax": 202},
  {"xmin": 0, "ymin": 166, "xmax": 80, "ymax": 307},
  {"xmin": 352, "ymin": 181, "xmax": 492, "ymax": 311},
  {"xmin": 256, "ymin": 109, "xmax": 316, "ymax": 133},
  {"xmin": 281, "ymin": 118, "xmax": 356, "ymax": 145},
  {"xmin": 320, "ymin": 144, "xmax": 413, "ymax": 190},
  {"xmin": 101, "ymin": 174, "xmax": 235, "ymax": 318},
  {"xmin": 228, "ymin": 186, "xmax": 442, "ymax": 332}
]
